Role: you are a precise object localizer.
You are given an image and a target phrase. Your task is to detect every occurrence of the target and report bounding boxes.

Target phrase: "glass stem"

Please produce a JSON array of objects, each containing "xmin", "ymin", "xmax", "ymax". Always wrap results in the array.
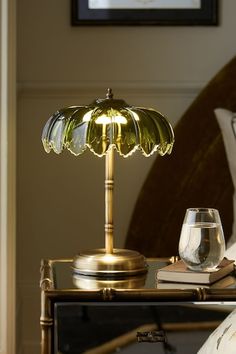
[{"xmin": 105, "ymin": 146, "xmax": 114, "ymax": 254}]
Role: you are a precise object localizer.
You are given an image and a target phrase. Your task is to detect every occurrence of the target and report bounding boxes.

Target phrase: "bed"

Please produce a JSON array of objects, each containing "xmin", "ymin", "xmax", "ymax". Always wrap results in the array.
[{"xmin": 125, "ymin": 56, "xmax": 236, "ymax": 258}]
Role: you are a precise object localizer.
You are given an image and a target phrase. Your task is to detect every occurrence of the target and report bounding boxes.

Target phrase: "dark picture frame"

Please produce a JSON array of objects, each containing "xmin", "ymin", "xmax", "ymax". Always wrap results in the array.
[{"xmin": 71, "ymin": 0, "xmax": 218, "ymax": 26}]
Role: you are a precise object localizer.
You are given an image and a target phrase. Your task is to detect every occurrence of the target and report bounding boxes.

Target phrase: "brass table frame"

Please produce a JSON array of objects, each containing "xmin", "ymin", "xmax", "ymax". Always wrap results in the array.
[{"xmin": 40, "ymin": 258, "xmax": 236, "ymax": 354}]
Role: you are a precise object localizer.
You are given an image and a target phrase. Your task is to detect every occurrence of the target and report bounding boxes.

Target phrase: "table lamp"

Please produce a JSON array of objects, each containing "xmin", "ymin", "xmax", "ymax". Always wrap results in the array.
[{"xmin": 42, "ymin": 88, "xmax": 174, "ymax": 277}]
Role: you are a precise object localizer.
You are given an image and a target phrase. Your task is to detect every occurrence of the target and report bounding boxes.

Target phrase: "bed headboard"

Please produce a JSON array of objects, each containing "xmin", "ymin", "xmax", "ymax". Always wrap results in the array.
[{"xmin": 125, "ymin": 56, "xmax": 236, "ymax": 257}]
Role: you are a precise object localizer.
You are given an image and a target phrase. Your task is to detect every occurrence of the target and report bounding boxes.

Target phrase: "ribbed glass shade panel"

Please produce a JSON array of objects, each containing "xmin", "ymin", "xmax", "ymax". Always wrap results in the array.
[
  {"xmin": 42, "ymin": 102, "xmax": 174, "ymax": 158},
  {"xmin": 133, "ymin": 108, "xmax": 174, "ymax": 156},
  {"xmin": 42, "ymin": 106, "xmax": 90, "ymax": 154},
  {"xmin": 65, "ymin": 107, "xmax": 92, "ymax": 155}
]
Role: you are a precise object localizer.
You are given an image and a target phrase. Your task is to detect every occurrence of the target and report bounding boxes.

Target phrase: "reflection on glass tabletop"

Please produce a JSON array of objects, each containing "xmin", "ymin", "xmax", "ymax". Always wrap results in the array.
[{"xmin": 50, "ymin": 258, "xmax": 236, "ymax": 291}]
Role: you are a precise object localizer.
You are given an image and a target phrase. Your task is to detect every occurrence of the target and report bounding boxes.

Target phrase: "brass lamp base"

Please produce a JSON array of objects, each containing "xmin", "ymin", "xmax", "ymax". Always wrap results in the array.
[
  {"xmin": 73, "ymin": 248, "xmax": 148, "ymax": 277},
  {"xmin": 72, "ymin": 273, "xmax": 147, "ymax": 289}
]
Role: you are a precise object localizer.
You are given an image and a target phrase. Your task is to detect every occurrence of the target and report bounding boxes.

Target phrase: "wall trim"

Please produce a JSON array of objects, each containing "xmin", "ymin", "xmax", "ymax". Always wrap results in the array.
[
  {"xmin": 0, "ymin": 0, "xmax": 16, "ymax": 353},
  {"xmin": 17, "ymin": 80, "xmax": 204, "ymax": 98}
]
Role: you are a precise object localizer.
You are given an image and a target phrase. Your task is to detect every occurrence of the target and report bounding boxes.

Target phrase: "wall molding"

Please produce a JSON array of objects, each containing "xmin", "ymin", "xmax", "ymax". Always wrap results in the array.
[
  {"xmin": 17, "ymin": 80, "xmax": 204, "ymax": 98},
  {"xmin": 0, "ymin": 0, "xmax": 16, "ymax": 353}
]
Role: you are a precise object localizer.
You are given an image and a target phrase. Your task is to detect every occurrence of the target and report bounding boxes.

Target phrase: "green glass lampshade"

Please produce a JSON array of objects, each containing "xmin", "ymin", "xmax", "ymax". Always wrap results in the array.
[
  {"xmin": 42, "ymin": 88, "xmax": 174, "ymax": 158},
  {"xmin": 42, "ymin": 89, "xmax": 174, "ymax": 277}
]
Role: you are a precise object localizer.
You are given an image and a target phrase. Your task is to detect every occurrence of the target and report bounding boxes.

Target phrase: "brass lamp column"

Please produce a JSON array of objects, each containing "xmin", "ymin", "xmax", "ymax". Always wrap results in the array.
[
  {"xmin": 105, "ymin": 147, "xmax": 114, "ymax": 254},
  {"xmin": 42, "ymin": 88, "xmax": 174, "ymax": 277},
  {"xmin": 74, "ymin": 146, "xmax": 147, "ymax": 276}
]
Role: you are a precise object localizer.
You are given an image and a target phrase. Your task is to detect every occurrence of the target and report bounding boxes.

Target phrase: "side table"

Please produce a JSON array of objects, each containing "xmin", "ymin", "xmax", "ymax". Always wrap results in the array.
[{"xmin": 40, "ymin": 257, "xmax": 236, "ymax": 354}]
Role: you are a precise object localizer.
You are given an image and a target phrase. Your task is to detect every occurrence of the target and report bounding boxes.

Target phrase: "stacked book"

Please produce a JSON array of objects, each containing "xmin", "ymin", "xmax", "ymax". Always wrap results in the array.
[{"xmin": 156, "ymin": 258, "xmax": 235, "ymax": 289}]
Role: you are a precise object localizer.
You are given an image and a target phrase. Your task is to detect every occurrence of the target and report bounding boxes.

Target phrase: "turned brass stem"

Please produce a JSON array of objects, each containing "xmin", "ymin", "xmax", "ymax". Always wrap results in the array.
[{"xmin": 105, "ymin": 147, "xmax": 114, "ymax": 254}]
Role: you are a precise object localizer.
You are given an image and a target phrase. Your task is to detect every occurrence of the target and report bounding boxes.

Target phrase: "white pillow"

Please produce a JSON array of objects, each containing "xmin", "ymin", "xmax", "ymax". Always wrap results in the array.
[
  {"xmin": 197, "ymin": 309, "xmax": 236, "ymax": 354},
  {"xmin": 214, "ymin": 108, "xmax": 236, "ymax": 248}
]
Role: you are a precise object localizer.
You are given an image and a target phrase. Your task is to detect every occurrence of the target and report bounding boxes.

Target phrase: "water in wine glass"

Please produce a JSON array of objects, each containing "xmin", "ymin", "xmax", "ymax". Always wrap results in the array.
[{"xmin": 179, "ymin": 221, "xmax": 225, "ymax": 272}]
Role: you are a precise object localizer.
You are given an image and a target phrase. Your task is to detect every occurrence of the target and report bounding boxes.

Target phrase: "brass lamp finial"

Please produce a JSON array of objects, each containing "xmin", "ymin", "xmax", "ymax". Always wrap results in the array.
[{"xmin": 106, "ymin": 88, "xmax": 113, "ymax": 99}]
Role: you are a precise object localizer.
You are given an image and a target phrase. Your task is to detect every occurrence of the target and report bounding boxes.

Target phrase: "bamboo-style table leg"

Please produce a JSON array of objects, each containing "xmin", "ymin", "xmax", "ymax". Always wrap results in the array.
[{"xmin": 40, "ymin": 260, "xmax": 54, "ymax": 354}]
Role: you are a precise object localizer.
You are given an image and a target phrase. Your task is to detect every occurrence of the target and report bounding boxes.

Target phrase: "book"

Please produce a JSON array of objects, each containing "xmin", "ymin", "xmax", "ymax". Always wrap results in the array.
[
  {"xmin": 156, "ymin": 258, "xmax": 235, "ymax": 285},
  {"xmin": 156, "ymin": 275, "xmax": 236, "ymax": 289}
]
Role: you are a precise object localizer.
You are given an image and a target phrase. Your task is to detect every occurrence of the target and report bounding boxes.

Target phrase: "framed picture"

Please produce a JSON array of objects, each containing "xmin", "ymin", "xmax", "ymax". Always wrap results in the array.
[{"xmin": 71, "ymin": 0, "xmax": 218, "ymax": 26}]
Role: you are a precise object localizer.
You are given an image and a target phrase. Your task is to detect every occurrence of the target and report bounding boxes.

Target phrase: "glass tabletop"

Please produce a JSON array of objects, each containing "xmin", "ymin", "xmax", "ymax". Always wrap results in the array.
[{"xmin": 50, "ymin": 258, "xmax": 236, "ymax": 291}]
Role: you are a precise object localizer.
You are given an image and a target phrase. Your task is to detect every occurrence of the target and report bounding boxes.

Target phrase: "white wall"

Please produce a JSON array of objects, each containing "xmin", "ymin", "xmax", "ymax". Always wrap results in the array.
[{"xmin": 17, "ymin": 1, "xmax": 236, "ymax": 353}]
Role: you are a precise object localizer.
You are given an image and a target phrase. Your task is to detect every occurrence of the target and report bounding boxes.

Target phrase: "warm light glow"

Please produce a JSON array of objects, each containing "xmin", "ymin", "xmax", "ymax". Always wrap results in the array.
[
  {"xmin": 102, "ymin": 253, "xmax": 118, "ymax": 264},
  {"xmin": 95, "ymin": 114, "xmax": 127, "ymax": 124},
  {"xmin": 113, "ymin": 115, "xmax": 127, "ymax": 124},
  {"xmin": 95, "ymin": 114, "xmax": 111, "ymax": 124}
]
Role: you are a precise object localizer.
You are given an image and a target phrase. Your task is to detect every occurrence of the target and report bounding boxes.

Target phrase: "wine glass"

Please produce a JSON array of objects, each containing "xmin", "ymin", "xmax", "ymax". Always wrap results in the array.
[{"xmin": 178, "ymin": 208, "xmax": 225, "ymax": 272}]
